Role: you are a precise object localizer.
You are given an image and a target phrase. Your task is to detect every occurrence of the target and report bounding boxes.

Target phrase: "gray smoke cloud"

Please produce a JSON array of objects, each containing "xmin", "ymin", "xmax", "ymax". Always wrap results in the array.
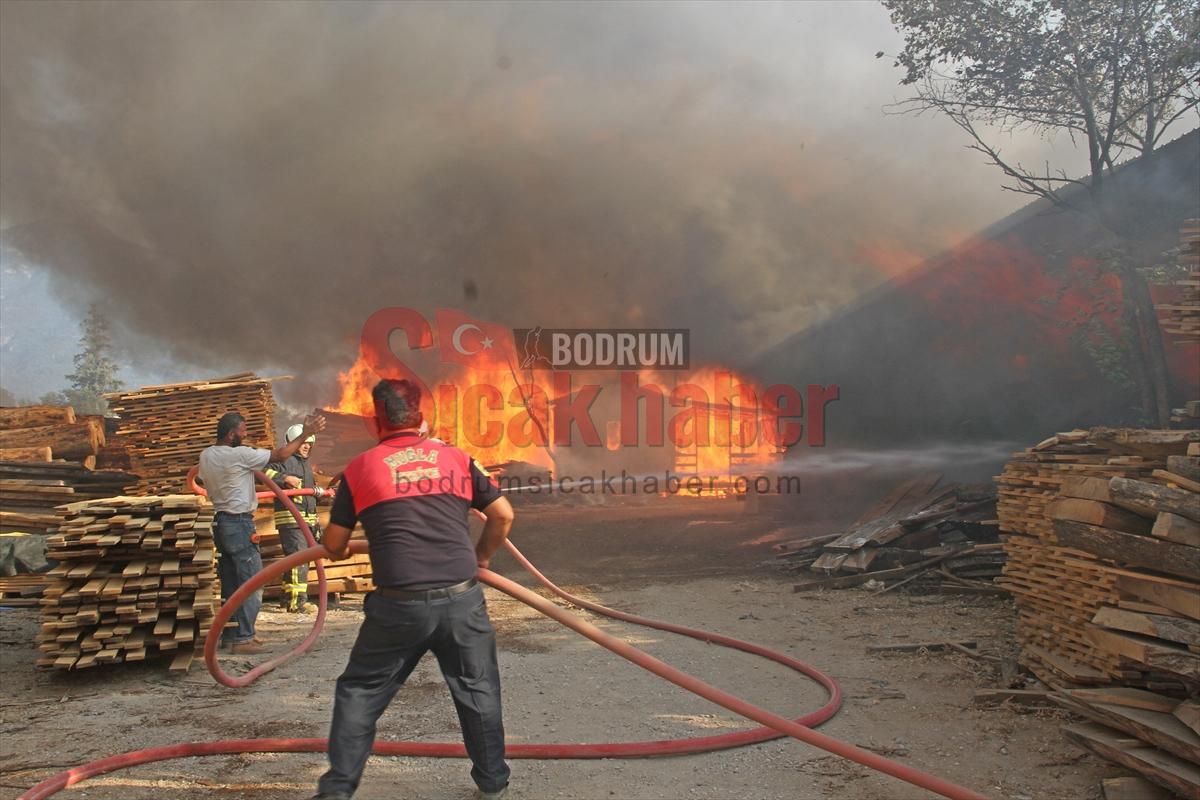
[{"xmin": 0, "ymin": 0, "xmax": 1045, "ymax": 406}]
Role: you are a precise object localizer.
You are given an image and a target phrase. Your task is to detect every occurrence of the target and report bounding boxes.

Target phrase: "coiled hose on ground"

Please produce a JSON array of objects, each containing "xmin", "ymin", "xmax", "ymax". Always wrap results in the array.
[{"xmin": 19, "ymin": 472, "xmax": 987, "ymax": 800}]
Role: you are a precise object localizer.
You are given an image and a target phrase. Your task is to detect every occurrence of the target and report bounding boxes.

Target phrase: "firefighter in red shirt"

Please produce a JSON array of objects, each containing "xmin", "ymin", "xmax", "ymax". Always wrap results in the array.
[{"xmin": 311, "ymin": 379, "xmax": 514, "ymax": 800}]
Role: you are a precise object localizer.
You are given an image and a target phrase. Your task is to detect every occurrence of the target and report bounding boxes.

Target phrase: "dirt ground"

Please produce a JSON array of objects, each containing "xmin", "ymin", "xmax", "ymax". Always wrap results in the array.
[{"xmin": 1, "ymin": 494, "xmax": 1115, "ymax": 800}]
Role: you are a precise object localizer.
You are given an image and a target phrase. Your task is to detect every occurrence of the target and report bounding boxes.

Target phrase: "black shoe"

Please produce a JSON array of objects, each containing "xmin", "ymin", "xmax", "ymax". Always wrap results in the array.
[
  {"xmin": 477, "ymin": 785, "xmax": 508, "ymax": 800},
  {"xmin": 308, "ymin": 793, "xmax": 350, "ymax": 800}
]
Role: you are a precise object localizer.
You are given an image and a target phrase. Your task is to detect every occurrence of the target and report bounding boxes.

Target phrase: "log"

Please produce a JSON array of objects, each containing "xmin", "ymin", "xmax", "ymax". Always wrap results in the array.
[
  {"xmin": 1168, "ymin": 456, "xmax": 1200, "ymax": 484},
  {"xmin": 1153, "ymin": 513, "xmax": 1200, "ymax": 548},
  {"xmin": 1154, "ymin": 469, "xmax": 1200, "ymax": 494},
  {"xmin": 0, "ymin": 446, "xmax": 52, "ymax": 462},
  {"xmin": 0, "ymin": 405, "xmax": 75, "ymax": 428},
  {"xmin": 1085, "ymin": 625, "xmax": 1200, "ymax": 680},
  {"xmin": 1053, "ymin": 519, "xmax": 1200, "ymax": 580},
  {"xmin": 1047, "ymin": 498, "xmax": 1154, "ymax": 535},
  {"xmin": 1109, "ymin": 477, "xmax": 1200, "ymax": 523},
  {"xmin": 0, "ymin": 419, "xmax": 104, "ymax": 461},
  {"xmin": 1060, "ymin": 476, "xmax": 1114, "ymax": 503}
]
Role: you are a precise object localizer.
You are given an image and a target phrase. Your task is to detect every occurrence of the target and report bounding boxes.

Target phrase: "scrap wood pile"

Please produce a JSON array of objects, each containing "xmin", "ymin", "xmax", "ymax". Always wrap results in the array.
[
  {"xmin": 1157, "ymin": 218, "xmax": 1199, "ymax": 344},
  {"xmin": 996, "ymin": 427, "xmax": 1199, "ymax": 693},
  {"xmin": 1054, "ymin": 688, "xmax": 1200, "ymax": 799},
  {"xmin": 105, "ymin": 373, "xmax": 278, "ymax": 495},
  {"xmin": 36, "ymin": 495, "xmax": 216, "ymax": 671},
  {"xmin": 780, "ymin": 472, "xmax": 1002, "ymax": 593}
]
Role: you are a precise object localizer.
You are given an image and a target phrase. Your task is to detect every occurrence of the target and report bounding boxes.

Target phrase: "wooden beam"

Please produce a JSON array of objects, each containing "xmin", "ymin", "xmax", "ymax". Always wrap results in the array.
[
  {"xmin": 1053, "ymin": 519, "xmax": 1200, "ymax": 580},
  {"xmin": 0, "ymin": 405, "xmax": 76, "ymax": 428},
  {"xmin": 1109, "ymin": 477, "xmax": 1200, "ymax": 522},
  {"xmin": 1092, "ymin": 606, "xmax": 1200, "ymax": 647},
  {"xmin": 1115, "ymin": 573, "xmax": 1200, "ymax": 621},
  {"xmin": 1048, "ymin": 498, "xmax": 1153, "ymax": 534},
  {"xmin": 1153, "ymin": 512, "xmax": 1200, "ymax": 548}
]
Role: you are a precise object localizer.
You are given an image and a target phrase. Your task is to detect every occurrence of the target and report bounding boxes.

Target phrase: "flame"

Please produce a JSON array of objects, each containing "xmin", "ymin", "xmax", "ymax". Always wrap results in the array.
[
  {"xmin": 331, "ymin": 356, "xmax": 783, "ymax": 491},
  {"xmin": 333, "ymin": 354, "xmax": 554, "ymax": 470},
  {"xmin": 665, "ymin": 365, "xmax": 785, "ymax": 497}
]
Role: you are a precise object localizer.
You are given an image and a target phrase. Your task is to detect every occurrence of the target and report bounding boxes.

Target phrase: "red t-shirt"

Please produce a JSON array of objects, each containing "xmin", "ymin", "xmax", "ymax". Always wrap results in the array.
[{"xmin": 331, "ymin": 430, "xmax": 501, "ymax": 590}]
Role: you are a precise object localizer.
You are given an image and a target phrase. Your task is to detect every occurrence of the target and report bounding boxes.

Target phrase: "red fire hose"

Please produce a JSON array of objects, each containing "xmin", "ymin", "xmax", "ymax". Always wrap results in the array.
[{"xmin": 19, "ymin": 472, "xmax": 988, "ymax": 800}]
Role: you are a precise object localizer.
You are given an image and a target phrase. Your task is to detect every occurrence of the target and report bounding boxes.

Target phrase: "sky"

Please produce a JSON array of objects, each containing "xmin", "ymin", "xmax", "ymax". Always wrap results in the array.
[{"xmin": 0, "ymin": 0, "xmax": 1110, "ymax": 404}]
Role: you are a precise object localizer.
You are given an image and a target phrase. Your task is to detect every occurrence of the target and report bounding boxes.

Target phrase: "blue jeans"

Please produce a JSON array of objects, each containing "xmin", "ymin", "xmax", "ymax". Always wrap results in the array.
[
  {"xmin": 318, "ymin": 584, "xmax": 509, "ymax": 797},
  {"xmin": 213, "ymin": 512, "xmax": 262, "ymax": 643}
]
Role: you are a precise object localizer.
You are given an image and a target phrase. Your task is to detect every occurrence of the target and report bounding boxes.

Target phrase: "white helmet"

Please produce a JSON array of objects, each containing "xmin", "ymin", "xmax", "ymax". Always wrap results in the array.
[{"xmin": 285, "ymin": 424, "xmax": 316, "ymax": 444}]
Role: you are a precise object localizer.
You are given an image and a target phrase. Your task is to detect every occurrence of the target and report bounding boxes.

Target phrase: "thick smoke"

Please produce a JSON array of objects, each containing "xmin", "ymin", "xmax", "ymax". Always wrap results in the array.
[{"xmin": 0, "ymin": 1, "xmax": 1035, "ymax": 405}]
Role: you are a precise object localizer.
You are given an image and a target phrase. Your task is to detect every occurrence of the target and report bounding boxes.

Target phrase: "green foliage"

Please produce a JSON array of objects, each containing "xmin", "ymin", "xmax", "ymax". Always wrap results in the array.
[
  {"xmin": 882, "ymin": 0, "xmax": 1200, "ymax": 202},
  {"xmin": 61, "ymin": 305, "xmax": 124, "ymax": 415}
]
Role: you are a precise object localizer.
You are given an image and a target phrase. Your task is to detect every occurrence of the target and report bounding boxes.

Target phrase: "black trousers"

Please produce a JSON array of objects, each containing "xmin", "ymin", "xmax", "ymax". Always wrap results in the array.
[{"xmin": 318, "ymin": 583, "xmax": 510, "ymax": 797}]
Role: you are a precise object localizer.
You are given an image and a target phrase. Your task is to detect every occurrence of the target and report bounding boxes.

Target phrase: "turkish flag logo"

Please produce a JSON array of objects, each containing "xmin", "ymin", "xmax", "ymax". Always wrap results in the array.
[{"xmin": 435, "ymin": 309, "xmax": 517, "ymax": 367}]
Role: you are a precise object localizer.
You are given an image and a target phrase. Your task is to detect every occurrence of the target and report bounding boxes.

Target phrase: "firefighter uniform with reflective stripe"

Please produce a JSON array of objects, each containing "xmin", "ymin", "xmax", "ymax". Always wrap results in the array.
[{"xmin": 265, "ymin": 452, "xmax": 321, "ymax": 611}]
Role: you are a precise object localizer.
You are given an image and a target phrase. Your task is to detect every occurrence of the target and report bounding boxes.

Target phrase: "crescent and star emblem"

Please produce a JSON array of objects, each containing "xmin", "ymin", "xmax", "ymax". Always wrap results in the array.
[{"xmin": 451, "ymin": 323, "xmax": 494, "ymax": 356}]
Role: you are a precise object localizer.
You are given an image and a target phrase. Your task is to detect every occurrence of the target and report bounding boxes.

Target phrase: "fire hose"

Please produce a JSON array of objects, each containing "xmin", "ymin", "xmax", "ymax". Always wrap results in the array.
[{"xmin": 20, "ymin": 472, "xmax": 988, "ymax": 800}]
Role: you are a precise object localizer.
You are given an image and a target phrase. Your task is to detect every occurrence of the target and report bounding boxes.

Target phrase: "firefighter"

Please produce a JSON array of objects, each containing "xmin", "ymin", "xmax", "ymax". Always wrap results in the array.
[{"xmin": 266, "ymin": 423, "xmax": 327, "ymax": 613}]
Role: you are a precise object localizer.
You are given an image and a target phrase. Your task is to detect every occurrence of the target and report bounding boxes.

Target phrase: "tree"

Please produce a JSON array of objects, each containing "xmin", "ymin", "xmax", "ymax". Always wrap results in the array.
[
  {"xmin": 882, "ymin": 0, "xmax": 1200, "ymax": 425},
  {"xmin": 61, "ymin": 304, "xmax": 124, "ymax": 415}
]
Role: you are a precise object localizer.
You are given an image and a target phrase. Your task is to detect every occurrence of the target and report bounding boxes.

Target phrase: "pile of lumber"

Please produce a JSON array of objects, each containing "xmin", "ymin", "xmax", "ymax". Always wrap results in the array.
[
  {"xmin": 36, "ymin": 495, "xmax": 217, "ymax": 671},
  {"xmin": 0, "ymin": 460, "xmax": 136, "ymax": 536},
  {"xmin": 105, "ymin": 373, "xmax": 278, "ymax": 494},
  {"xmin": 0, "ymin": 405, "xmax": 106, "ymax": 464},
  {"xmin": 253, "ymin": 513, "xmax": 377, "ymax": 597},
  {"xmin": 1157, "ymin": 218, "xmax": 1199, "ymax": 344},
  {"xmin": 997, "ymin": 427, "xmax": 1199, "ymax": 690},
  {"xmin": 309, "ymin": 410, "xmax": 375, "ymax": 474},
  {"xmin": 783, "ymin": 473, "xmax": 1002, "ymax": 593},
  {"xmin": 1057, "ymin": 689, "xmax": 1200, "ymax": 799}
]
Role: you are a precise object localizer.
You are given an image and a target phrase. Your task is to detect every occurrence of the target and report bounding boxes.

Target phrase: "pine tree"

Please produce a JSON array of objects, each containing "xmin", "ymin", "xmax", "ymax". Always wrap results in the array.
[{"xmin": 62, "ymin": 304, "xmax": 124, "ymax": 415}]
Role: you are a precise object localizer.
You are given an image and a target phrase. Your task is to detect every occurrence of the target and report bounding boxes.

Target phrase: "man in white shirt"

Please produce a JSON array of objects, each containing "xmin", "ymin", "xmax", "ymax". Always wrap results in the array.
[{"xmin": 199, "ymin": 410, "xmax": 326, "ymax": 654}]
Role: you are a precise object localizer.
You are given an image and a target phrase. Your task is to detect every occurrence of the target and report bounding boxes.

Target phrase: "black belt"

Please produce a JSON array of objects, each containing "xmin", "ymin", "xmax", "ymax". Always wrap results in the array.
[
  {"xmin": 214, "ymin": 511, "xmax": 254, "ymax": 518},
  {"xmin": 377, "ymin": 578, "xmax": 477, "ymax": 600}
]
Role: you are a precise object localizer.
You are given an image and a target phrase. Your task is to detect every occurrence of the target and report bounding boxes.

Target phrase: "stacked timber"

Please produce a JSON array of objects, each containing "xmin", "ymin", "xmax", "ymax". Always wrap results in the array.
[
  {"xmin": 0, "ymin": 405, "xmax": 105, "ymax": 463},
  {"xmin": 36, "ymin": 495, "xmax": 217, "ymax": 671},
  {"xmin": 1157, "ymin": 218, "xmax": 1199, "ymax": 343},
  {"xmin": 253, "ymin": 513, "xmax": 376, "ymax": 597},
  {"xmin": 309, "ymin": 410, "xmax": 375, "ymax": 474},
  {"xmin": 786, "ymin": 473, "xmax": 1001, "ymax": 593},
  {"xmin": 0, "ymin": 461, "xmax": 136, "ymax": 536},
  {"xmin": 105, "ymin": 373, "xmax": 278, "ymax": 494},
  {"xmin": 997, "ymin": 428, "xmax": 1199, "ymax": 690}
]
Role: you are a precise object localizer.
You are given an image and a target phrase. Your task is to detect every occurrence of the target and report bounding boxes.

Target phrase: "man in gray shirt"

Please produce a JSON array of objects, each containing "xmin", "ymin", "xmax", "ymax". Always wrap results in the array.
[{"xmin": 199, "ymin": 410, "xmax": 326, "ymax": 654}]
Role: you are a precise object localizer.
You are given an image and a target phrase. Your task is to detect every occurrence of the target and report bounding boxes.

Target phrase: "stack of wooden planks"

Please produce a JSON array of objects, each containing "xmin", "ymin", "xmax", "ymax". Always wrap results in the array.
[
  {"xmin": 309, "ymin": 410, "xmax": 375, "ymax": 475},
  {"xmin": 1056, "ymin": 688, "xmax": 1200, "ymax": 799},
  {"xmin": 0, "ymin": 405, "xmax": 105, "ymax": 464},
  {"xmin": 253, "ymin": 513, "xmax": 376, "ymax": 597},
  {"xmin": 784, "ymin": 473, "xmax": 1002, "ymax": 592},
  {"xmin": 35, "ymin": 495, "xmax": 217, "ymax": 672},
  {"xmin": 1157, "ymin": 218, "xmax": 1200, "ymax": 344},
  {"xmin": 997, "ymin": 428, "xmax": 1199, "ymax": 690},
  {"xmin": 0, "ymin": 460, "xmax": 136, "ymax": 536},
  {"xmin": 105, "ymin": 373, "xmax": 278, "ymax": 494}
]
